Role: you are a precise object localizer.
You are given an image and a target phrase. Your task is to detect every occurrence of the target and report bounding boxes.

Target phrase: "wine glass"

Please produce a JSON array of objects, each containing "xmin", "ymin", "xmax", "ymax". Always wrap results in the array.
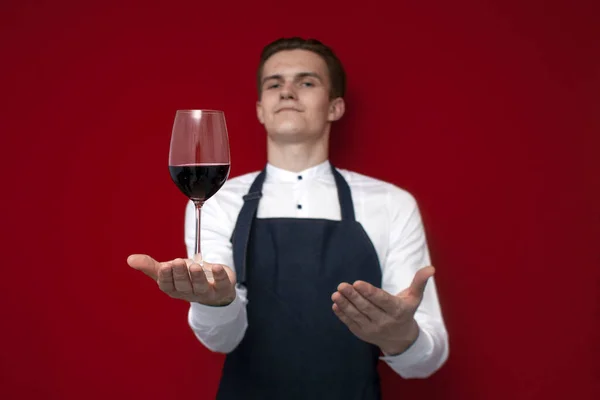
[{"xmin": 168, "ymin": 110, "xmax": 231, "ymax": 272}]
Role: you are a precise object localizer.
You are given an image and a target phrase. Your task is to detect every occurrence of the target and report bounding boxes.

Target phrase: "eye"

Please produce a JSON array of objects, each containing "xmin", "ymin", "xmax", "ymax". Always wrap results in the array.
[
  {"xmin": 267, "ymin": 83, "xmax": 280, "ymax": 89},
  {"xmin": 301, "ymin": 81, "xmax": 314, "ymax": 87}
]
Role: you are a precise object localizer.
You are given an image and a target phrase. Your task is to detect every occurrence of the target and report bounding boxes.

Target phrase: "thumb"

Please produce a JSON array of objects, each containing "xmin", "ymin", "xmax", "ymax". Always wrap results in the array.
[
  {"xmin": 127, "ymin": 254, "xmax": 161, "ymax": 280},
  {"xmin": 409, "ymin": 266, "xmax": 436, "ymax": 298}
]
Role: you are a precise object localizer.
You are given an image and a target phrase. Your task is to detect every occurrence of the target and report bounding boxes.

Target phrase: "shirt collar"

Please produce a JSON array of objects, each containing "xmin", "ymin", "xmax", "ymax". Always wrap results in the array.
[{"xmin": 265, "ymin": 160, "xmax": 333, "ymax": 183}]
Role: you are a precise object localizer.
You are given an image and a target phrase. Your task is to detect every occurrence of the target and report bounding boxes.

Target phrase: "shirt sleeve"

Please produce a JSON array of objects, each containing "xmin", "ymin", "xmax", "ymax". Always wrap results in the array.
[
  {"xmin": 184, "ymin": 198, "xmax": 249, "ymax": 354},
  {"xmin": 379, "ymin": 187, "xmax": 449, "ymax": 378}
]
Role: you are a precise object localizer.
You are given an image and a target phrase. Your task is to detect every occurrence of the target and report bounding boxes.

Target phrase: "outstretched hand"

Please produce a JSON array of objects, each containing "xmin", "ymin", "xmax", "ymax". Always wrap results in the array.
[
  {"xmin": 332, "ymin": 266, "xmax": 435, "ymax": 355},
  {"xmin": 127, "ymin": 254, "xmax": 237, "ymax": 307}
]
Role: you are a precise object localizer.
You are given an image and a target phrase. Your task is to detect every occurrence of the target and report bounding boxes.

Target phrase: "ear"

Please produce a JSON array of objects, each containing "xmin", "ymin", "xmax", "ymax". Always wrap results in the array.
[
  {"xmin": 327, "ymin": 97, "xmax": 345, "ymax": 122},
  {"xmin": 256, "ymin": 100, "xmax": 265, "ymax": 124}
]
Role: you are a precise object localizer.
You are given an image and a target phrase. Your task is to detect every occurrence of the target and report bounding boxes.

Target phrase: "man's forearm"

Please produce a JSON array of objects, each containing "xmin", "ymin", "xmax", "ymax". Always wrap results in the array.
[
  {"xmin": 380, "ymin": 319, "xmax": 449, "ymax": 379},
  {"xmin": 187, "ymin": 287, "xmax": 248, "ymax": 353},
  {"xmin": 378, "ymin": 318, "xmax": 420, "ymax": 356}
]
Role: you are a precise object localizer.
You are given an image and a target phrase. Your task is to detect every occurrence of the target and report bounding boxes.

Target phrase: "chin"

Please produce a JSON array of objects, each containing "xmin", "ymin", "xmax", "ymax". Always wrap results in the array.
[
  {"xmin": 265, "ymin": 120, "xmax": 324, "ymax": 143},
  {"xmin": 268, "ymin": 121, "xmax": 304, "ymax": 136}
]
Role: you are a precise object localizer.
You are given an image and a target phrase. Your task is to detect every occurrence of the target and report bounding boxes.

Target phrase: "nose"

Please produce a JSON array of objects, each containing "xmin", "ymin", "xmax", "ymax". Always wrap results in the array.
[{"xmin": 279, "ymin": 81, "xmax": 297, "ymax": 100}]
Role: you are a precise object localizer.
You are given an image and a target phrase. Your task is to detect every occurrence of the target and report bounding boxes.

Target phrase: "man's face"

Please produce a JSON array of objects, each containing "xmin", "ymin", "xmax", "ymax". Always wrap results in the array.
[{"xmin": 256, "ymin": 49, "xmax": 344, "ymax": 143}]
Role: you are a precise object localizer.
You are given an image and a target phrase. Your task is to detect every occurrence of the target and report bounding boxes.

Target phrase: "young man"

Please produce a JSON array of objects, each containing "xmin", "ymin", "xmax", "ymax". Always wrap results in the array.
[{"xmin": 128, "ymin": 37, "xmax": 449, "ymax": 399}]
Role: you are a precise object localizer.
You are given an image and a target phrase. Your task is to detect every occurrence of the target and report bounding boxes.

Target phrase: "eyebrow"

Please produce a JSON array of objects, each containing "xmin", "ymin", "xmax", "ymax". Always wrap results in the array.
[{"xmin": 262, "ymin": 72, "xmax": 324, "ymax": 85}]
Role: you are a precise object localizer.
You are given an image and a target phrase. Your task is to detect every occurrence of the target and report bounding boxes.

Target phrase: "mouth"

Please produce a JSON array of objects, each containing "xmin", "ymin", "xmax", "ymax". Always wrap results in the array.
[{"xmin": 276, "ymin": 107, "xmax": 301, "ymax": 113}]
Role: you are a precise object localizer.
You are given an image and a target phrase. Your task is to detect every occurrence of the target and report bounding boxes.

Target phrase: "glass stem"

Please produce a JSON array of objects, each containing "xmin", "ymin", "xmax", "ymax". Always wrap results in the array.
[{"xmin": 194, "ymin": 201, "xmax": 204, "ymax": 264}]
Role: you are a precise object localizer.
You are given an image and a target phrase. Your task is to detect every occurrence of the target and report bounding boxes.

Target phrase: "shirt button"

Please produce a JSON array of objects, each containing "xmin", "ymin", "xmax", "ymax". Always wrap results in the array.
[
  {"xmin": 297, "ymin": 175, "xmax": 303, "ymax": 180},
  {"xmin": 297, "ymin": 204, "xmax": 302, "ymax": 209}
]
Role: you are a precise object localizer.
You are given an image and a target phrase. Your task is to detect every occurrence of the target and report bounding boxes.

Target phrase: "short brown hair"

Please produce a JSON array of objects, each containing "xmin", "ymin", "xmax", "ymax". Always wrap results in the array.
[{"xmin": 256, "ymin": 37, "xmax": 346, "ymax": 100}]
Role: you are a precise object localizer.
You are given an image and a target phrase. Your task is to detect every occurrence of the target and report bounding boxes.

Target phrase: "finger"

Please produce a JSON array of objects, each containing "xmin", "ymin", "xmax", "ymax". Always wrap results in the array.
[
  {"xmin": 222, "ymin": 265, "xmax": 237, "ymax": 285},
  {"xmin": 189, "ymin": 263, "xmax": 210, "ymax": 295},
  {"xmin": 338, "ymin": 282, "xmax": 387, "ymax": 321},
  {"xmin": 157, "ymin": 262, "xmax": 175, "ymax": 293},
  {"xmin": 127, "ymin": 254, "xmax": 160, "ymax": 280},
  {"xmin": 409, "ymin": 266, "xmax": 435, "ymax": 298},
  {"xmin": 331, "ymin": 287, "xmax": 370, "ymax": 328},
  {"xmin": 353, "ymin": 280, "xmax": 399, "ymax": 315},
  {"xmin": 332, "ymin": 303, "xmax": 361, "ymax": 332},
  {"xmin": 212, "ymin": 264, "xmax": 232, "ymax": 294},
  {"xmin": 171, "ymin": 258, "xmax": 193, "ymax": 294}
]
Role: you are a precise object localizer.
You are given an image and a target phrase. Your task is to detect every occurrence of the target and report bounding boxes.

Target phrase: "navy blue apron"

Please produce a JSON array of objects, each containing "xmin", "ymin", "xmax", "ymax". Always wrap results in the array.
[{"xmin": 216, "ymin": 164, "xmax": 383, "ymax": 400}]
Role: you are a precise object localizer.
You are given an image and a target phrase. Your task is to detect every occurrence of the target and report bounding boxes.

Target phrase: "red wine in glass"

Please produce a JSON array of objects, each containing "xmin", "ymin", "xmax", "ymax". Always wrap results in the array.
[
  {"xmin": 169, "ymin": 163, "xmax": 230, "ymax": 203},
  {"xmin": 168, "ymin": 110, "xmax": 231, "ymax": 271}
]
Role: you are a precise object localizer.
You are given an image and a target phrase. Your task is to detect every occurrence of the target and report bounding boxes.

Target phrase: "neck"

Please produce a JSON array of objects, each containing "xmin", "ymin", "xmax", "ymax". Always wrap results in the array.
[{"xmin": 267, "ymin": 132, "xmax": 329, "ymax": 173}]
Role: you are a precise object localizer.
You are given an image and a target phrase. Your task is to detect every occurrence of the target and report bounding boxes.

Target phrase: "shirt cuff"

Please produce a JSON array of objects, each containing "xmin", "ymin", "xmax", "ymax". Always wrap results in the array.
[
  {"xmin": 379, "ymin": 325, "xmax": 434, "ymax": 367},
  {"xmin": 188, "ymin": 292, "xmax": 243, "ymax": 328}
]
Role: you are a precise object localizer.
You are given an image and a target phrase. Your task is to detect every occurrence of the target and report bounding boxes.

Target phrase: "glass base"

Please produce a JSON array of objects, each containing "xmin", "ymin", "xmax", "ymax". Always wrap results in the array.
[{"xmin": 192, "ymin": 253, "xmax": 214, "ymax": 282}]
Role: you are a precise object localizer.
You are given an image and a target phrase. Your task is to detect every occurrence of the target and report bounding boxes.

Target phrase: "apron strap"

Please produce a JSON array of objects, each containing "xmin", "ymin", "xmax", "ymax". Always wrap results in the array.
[
  {"xmin": 232, "ymin": 169, "xmax": 266, "ymax": 285},
  {"xmin": 331, "ymin": 166, "xmax": 356, "ymax": 222}
]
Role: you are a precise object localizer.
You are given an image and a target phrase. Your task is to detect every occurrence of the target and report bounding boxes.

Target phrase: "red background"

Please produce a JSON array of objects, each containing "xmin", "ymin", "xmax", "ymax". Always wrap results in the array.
[{"xmin": 1, "ymin": 1, "xmax": 598, "ymax": 399}]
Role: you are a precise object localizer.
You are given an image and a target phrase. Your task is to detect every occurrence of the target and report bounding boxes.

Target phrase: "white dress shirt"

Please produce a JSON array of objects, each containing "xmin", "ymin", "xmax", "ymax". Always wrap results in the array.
[{"xmin": 185, "ymin": 160, "xmax": 449, "ymax": 379}]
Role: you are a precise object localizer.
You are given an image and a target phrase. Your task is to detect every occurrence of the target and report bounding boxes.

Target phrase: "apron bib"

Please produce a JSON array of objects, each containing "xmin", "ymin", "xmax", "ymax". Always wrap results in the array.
[{"xmin": 217, "ymin": 165, "xmax": 383, "ymax": 400}]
